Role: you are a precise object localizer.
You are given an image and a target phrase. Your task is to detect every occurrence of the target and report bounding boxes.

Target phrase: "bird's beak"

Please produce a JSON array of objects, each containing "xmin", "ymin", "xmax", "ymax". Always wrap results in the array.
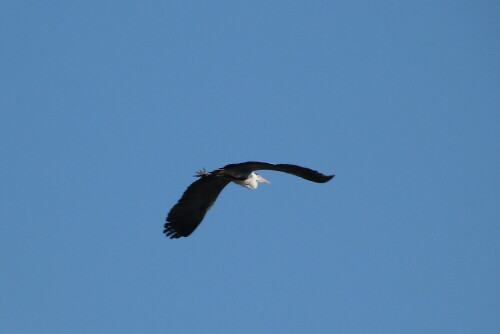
[{"xmin": 257, "ymin": 175, "xmax": 271, "ymax": 184}]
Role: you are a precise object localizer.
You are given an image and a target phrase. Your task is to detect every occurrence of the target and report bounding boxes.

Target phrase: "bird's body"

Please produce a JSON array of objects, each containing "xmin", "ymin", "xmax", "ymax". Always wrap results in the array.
[{"xmin": 164, "ymin": 161, "xmax": 334, "ymax": 239}]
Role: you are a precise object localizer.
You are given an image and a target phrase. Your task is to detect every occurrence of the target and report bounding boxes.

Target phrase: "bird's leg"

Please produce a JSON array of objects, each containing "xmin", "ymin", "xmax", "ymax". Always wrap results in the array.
[{"xmin": 194, "ymin": 168, "xmax": 211, "ymax": 177}]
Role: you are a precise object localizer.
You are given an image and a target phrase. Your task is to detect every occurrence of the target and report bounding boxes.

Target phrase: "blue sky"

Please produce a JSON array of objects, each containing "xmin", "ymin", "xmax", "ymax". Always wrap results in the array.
[{"xmin": 1, "ymin": 1, "xmax": 498, "ymax": 333}]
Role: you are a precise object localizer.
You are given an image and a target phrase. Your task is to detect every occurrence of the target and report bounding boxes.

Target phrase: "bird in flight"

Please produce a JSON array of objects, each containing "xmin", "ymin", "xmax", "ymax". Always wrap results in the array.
[{"xmin": 164, "ymin": 161, "xmax": 335, "ymax": 239}]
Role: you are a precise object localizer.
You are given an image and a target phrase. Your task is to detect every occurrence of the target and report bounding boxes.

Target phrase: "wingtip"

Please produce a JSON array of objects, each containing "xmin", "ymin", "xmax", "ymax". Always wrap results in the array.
[{"xmin": 163, "ymin": 222, "xmax": 185, "ymax": 239}]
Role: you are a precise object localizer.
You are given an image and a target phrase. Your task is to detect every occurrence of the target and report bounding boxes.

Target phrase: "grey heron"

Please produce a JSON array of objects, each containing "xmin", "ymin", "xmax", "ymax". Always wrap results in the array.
[{"xmin": 164, "ymin": 161, "xmax": 335, "ymax": 239}]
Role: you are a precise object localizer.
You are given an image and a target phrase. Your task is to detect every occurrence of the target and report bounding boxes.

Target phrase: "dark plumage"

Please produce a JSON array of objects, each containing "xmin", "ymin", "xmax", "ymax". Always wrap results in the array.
[{"xmin": 164, "ymin": 161, "xmax": 334, "ymax": 239}]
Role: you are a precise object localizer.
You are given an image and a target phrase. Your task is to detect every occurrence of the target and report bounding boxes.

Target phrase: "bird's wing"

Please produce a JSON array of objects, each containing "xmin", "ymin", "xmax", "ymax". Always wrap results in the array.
[
  {"xmin": 225, "ymin": 161, "xmax": 335, "ymax": 183},
  {"xmin": 164, "ymin": 176, "xmax": 231, "ymax": 238}
]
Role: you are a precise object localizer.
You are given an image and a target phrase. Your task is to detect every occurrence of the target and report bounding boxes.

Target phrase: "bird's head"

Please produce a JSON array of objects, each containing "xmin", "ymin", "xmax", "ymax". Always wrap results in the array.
[{"xmin": 238, "ymin": 172, "xmax": 271, "ymax": 190}]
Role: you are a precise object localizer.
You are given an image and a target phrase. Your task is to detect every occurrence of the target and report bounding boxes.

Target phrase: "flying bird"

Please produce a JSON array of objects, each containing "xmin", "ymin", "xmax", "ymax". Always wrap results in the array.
[{"xmin": 164, "ymin": 161, "xmax": 335, "ymax": 239}]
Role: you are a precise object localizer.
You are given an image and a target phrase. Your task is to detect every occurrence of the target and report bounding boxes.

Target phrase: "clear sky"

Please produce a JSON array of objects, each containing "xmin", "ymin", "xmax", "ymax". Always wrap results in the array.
[{"xmin": 1, "ymin": 1, "xmax": 498, "ymax": 333}]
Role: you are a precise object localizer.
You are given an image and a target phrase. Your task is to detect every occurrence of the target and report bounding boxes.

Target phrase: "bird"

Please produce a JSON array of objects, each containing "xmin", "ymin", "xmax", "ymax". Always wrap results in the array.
[{"xmin": 164, "ymin": 161, "xmax": 335, "ymax": 239}]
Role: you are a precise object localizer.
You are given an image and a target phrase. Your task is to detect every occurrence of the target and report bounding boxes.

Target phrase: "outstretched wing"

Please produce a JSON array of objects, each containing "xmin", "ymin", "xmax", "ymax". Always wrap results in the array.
[
  {"xmin": 224, "ymin": 161, "xmax": 335, "ymax": 183},
  {"xmin": 164, "ymin": 176, "xmax": 230, "ymax": 238}
]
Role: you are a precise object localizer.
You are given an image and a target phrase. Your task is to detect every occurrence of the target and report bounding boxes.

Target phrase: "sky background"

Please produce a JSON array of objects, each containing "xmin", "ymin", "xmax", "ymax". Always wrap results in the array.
[{"xmin": 1, "ymin": 1, "xmax": 498, "ymax": 333}]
